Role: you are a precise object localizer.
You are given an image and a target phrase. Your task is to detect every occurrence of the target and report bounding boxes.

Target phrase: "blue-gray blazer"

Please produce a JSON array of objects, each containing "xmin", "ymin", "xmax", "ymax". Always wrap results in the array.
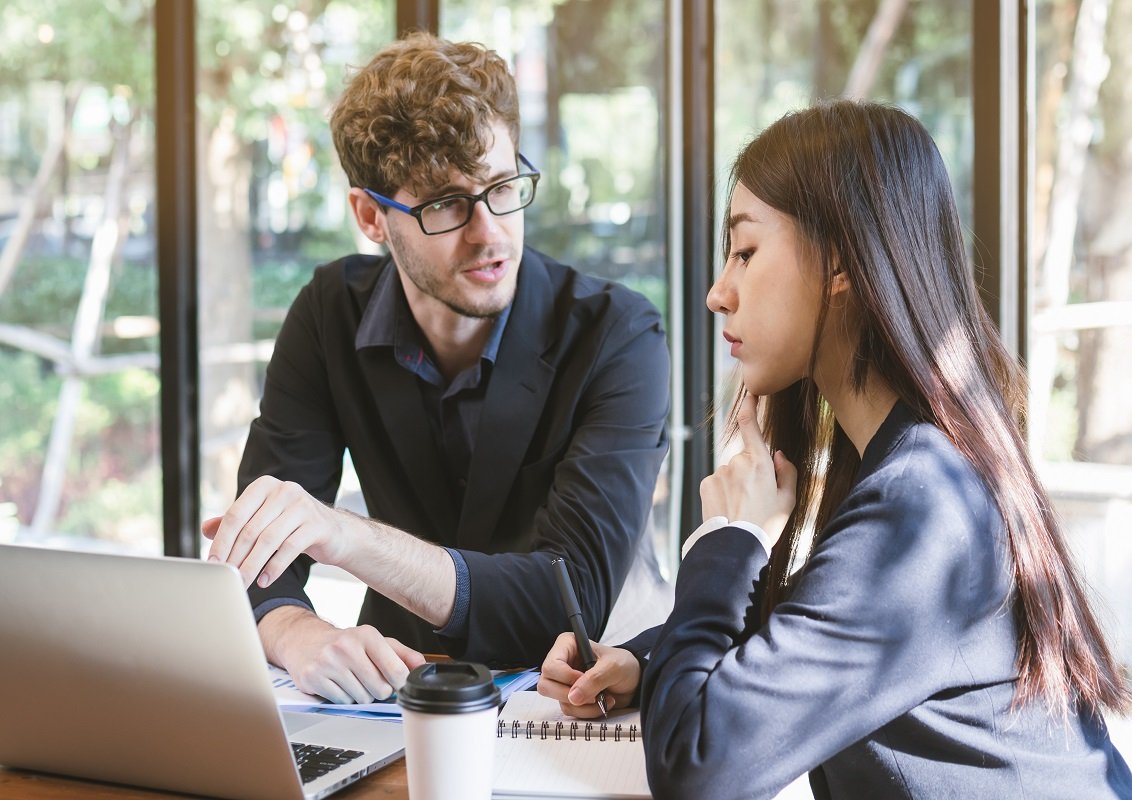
[{"xmin": 641, "ymin": 402, "xmax": 1131, "ymax": 799}]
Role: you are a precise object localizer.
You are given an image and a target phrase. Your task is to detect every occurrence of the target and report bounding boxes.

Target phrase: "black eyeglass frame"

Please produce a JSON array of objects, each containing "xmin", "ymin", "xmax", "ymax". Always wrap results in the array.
[{"xmin": 363, "ymin": 154, "xmax": 540, "ymax": 235}]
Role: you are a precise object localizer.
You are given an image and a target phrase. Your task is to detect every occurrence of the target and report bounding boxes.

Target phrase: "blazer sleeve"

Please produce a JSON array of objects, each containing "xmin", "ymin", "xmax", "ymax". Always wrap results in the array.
[
  {"xmin": 640, "ymin": 460, "xmax": 998, "ymax": 800},
  {"xmin": 240, "ymin": 276, "xmax": 347, "ymax": 614},
  {"xmin": 456, "ymin": 299, "xmax": 670, "ymax": 664}
]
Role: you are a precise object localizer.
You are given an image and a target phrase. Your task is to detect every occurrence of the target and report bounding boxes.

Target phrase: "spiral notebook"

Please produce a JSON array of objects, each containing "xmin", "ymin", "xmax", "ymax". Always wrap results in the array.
[{"xmin": 492, "ymin": 691, "xmax": 650, "ymax": 799}]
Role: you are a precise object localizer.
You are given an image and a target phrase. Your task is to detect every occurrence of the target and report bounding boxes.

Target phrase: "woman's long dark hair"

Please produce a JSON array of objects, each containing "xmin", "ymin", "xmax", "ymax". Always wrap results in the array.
[{"xmin": 727, "ymin": 100, "xmax": 1128, "ymax": 716}]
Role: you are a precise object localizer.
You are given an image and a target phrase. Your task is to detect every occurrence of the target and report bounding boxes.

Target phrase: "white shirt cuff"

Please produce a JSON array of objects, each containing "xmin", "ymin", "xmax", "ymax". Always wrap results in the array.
[{"xmin": 681, "ymin": 516, "xmax": 771, "ymax": 560}]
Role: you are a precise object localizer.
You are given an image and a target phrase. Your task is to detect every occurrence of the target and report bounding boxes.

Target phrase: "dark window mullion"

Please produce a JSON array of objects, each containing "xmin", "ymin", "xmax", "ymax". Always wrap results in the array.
[
  {"xmin": 680, "ymin": 0, "xmax": 715, "ymax": 541},
  {"xmin": 972, "ymin": 0, "xmax": 1028, "ymax": 361},
  {"xmin": 155, "ymin": 0, "xmax": 201, "ymax": 558}
]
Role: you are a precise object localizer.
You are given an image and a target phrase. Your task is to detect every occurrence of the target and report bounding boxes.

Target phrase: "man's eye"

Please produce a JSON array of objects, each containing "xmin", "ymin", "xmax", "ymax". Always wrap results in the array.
[{"xmin": 429, "ymin": 198, "xmax": 460, "ymax": 212}]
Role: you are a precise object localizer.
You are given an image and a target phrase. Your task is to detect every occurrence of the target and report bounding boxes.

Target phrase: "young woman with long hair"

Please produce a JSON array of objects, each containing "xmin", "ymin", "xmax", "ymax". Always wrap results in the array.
[{"xmin": 537, "ymin": 100, "xmax": 1131, "ymax": 799}]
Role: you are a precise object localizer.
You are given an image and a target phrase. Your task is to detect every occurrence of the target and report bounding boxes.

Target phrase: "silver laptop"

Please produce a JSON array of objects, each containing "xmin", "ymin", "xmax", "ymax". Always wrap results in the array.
[{"xmin": 0, "ymin": 543, "xmax": 405, "ymax": 800}]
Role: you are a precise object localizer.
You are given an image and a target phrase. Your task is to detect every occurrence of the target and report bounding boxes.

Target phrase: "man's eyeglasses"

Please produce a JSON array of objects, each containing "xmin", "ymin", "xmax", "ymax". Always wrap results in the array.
[{"xmin": 364, "ymin": 154, "xmax": 540, "ymax": 235}]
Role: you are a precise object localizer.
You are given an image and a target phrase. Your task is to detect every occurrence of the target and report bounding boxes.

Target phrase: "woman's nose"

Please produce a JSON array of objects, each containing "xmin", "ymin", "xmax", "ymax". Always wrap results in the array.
[{"xmin": 706, "ymin": 268, "xmax": 735, "ymax": 314}]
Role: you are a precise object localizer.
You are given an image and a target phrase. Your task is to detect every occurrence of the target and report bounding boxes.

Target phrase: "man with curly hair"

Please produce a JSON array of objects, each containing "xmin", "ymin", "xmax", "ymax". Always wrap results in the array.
[{"xmin": 203, "ymin": 32, "xmax": 670, "ymax": 704}]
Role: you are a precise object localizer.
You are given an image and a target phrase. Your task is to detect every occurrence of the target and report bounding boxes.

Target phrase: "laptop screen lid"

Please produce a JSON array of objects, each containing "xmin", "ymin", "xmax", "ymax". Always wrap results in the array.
[{"xmin": 0, "ymin": 543, "xmax": 403, "ymax": 800}]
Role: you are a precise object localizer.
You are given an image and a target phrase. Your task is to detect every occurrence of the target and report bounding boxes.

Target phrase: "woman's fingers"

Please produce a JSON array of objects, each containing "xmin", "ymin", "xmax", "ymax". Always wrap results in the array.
[{"xmin": 734, "ymin": 393, "xmax": 768, "ymax": 458}]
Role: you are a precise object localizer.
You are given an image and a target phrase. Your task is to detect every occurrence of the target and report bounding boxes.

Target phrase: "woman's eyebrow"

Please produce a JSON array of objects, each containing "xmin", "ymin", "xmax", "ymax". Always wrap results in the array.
[{"xmin": 728, "ymin": 211, "xmax": 762, "ymax": 230}]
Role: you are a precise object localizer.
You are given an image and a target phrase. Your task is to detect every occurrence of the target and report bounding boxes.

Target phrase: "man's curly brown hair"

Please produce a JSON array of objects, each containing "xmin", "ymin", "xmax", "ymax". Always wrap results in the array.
[{"xmin": 330, "ymin": 32, "xmax": 521, "ymax": 198}]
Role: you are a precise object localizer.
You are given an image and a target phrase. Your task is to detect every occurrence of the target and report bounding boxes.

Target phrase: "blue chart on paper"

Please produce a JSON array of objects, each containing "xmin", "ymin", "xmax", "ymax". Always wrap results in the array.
[{"xmin": 271, "ymin": 665, "xmax": 541, "ymax": 721}]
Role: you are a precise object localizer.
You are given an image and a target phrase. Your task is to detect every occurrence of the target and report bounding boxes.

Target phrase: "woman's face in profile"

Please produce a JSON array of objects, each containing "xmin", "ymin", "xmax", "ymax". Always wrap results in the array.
[{"xmin": 706, "ymin": 183, "xmax": 825, "ymax": 397}]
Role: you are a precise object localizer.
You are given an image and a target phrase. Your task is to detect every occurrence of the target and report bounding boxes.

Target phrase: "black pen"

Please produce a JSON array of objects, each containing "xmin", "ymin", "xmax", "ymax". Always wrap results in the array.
[{"xmin": 551, "ymin": 557, "xmax": 609, "ymax": 717}]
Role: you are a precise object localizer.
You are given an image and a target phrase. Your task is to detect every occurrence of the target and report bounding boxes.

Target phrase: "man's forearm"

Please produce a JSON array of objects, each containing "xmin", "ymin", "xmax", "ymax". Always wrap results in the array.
[
  {"xmin": 257, "ymin": 511, "xmax": 459, "ymax": 658},
  {"xmin": 333, "ymin": 509, "xmax": 457, "ymax": 627},
  {"xmin": 257, "ymin": 604, "xmax": 327, "ymax": 668}
]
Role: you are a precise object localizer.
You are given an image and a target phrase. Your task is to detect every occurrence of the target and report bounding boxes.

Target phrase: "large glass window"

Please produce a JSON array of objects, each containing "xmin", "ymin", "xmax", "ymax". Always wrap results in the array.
[
  {"xmin": 194, "ymin": 1, "xmax": 395, "ymax": 535},
  {"xmin": 0, "ymin": 1, "xmax": 161, "ymax": 553},
  {"xmin": 443, "ymin": 1, "xmax": 667, "ymax": 309},
  {"xmin": 1030, "ymin": 0, "xmax": 1132, "ymax": 669},
  {"xmin": 0, "ymin": 2, "xmax": 398, "ymax": 557}
]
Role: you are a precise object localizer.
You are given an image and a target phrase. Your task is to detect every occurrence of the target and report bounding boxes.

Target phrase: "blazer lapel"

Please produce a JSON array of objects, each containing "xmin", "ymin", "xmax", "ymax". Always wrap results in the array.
[{"xmin": 457, "ymin": 252, "xmax": 557, "ymax": 551}]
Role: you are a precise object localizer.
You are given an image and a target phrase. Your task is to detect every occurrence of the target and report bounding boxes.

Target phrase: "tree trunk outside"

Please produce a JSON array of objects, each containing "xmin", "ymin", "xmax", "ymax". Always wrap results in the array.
[
  {"xmin": 1029, "ymin": 0, "xmax": 1111, "ymax": 458},
  {"xmin": 0, "ymin": 84, "xmax": 81, "ymax": 299},
  {"xmin": 30, "ymin": 113, "xmax": 136, "ymax": 535},
  {"xmin": 198, "ymin": 109, "xmax": 256, "ymax": 518},
  {"xmin": 1076, "ymin": 0, "xmax": 1132, "ymax": 465},
  {"xmin": 842, "ymin": 0, "xmax": 910, "ymax": 99}
]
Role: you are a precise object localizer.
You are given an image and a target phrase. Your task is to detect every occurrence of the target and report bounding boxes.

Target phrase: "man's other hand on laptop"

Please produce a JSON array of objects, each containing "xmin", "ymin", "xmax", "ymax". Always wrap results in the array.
[
  {"xmin": 202, "ymin": 474, "xmax": 441, "ymax": 704},
  {"xmin": 256, "ymin": 605, "xmax": 424, "ymax": 703}
]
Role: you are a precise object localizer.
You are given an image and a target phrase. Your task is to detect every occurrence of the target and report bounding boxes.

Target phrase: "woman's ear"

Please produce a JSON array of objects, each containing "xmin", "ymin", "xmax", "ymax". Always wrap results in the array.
[
  {"xmin": 348, "ymin": 188, "xmax": 388, "ymax": 245},
  {"xmin": 831, "ymin": 268, "xmax": 851, "ymax": 297}
]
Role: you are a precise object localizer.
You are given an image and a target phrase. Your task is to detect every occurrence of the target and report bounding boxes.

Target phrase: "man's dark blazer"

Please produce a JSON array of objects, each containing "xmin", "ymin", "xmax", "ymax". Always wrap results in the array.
[{"xmin": 241, "ymin": 246, "xmax": 670, "ymax": 665}]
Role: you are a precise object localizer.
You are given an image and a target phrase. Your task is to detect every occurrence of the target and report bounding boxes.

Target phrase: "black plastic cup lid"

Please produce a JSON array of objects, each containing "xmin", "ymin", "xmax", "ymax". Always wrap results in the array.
[{"xmin": 396, "ymin": 662, "xmax": 501, "ymax": 714}]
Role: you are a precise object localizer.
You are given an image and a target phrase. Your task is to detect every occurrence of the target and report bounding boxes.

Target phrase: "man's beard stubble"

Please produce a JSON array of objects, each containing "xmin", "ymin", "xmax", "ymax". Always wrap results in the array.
[{"xmin": 386, "ymin": 228, "xmax": 517, "ymax": 320}]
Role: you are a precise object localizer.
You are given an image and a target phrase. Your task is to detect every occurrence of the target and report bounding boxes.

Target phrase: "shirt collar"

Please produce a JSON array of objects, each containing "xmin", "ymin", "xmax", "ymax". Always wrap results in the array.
[
  {"xmin": 479, "ymin": 302, "xmax": 511, "ymax": 365},
  {"xmin": 355, "ymin": 260, "xmax": 404, "ymax": 350}
]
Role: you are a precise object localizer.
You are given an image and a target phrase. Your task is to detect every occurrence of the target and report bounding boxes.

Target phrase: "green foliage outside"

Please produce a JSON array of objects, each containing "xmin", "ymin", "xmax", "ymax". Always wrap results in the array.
[
  {"xmin": 2, "ymin": 0, "xmax": 1100, "ymax": 546},
  {"xmin": 0, "ymin": 1, "xmax": 395, "ymax": 543}
]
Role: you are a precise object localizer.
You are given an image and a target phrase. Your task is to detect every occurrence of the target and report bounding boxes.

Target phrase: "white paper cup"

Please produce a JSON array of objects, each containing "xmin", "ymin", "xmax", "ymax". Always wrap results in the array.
[{"xmin": 397, "ymin": 662, "xmax": 501, "ymax": 800}]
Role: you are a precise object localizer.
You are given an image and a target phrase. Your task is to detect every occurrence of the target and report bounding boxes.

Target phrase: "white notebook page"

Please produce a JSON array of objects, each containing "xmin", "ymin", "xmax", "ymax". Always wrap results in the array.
[{"xmin": 493, "ymin": 691, "xmax": 650, "ymax": 799}]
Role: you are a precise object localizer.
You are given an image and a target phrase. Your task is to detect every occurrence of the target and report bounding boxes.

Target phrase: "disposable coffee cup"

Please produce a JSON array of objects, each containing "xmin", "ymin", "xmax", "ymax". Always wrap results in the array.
[{"xmin": 397, "ymin": 661, "xmax": 501, "ymax": 800}]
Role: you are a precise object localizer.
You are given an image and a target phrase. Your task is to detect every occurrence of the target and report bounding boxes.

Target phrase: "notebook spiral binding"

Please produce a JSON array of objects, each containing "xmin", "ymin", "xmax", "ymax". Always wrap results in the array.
[{"xmin": 497, "ymin": 718, "xmax": 638, "ymax": 743}]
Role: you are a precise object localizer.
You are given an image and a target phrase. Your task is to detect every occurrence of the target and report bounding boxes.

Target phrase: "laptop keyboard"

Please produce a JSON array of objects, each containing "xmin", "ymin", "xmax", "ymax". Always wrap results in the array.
[{"xmin": 290, "ymin": 742, "xmax": 366, "ymax": 784}]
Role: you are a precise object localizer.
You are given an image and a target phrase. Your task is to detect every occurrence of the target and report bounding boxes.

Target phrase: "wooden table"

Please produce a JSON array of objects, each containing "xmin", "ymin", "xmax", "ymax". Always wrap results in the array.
[{"xmin": 0, "ymin": 760, "xmax": 409, "ymax": 799}]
